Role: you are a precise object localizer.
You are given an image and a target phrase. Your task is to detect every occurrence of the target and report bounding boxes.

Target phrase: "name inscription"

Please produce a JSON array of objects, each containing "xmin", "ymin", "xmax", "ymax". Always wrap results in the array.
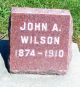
[{"xmin": 15, "ymin": 22, "xmax": 64, "ymax": 58}]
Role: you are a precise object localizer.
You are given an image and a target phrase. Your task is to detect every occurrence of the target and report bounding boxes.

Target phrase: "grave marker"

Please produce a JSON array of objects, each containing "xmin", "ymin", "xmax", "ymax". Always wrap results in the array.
[{"xmin": 10, "ymin": 7, "xmax": 73, "ymax": 74}]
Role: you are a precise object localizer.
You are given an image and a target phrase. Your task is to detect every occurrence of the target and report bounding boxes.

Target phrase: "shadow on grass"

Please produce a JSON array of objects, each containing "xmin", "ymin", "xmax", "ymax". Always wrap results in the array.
[{"xmin": 0, "ymin": 16, "xmax": 10, "ymax": 72}]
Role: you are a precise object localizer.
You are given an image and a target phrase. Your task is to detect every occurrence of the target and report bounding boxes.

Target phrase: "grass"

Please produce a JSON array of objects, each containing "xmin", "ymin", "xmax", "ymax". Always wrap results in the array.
[{"xmin": 0, "ymin": 0, "xmax": 80, "ymax": 47}]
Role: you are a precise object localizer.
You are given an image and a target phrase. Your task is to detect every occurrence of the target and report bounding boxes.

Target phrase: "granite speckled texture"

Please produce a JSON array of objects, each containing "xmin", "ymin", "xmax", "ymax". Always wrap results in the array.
[{"xmin": 10, "ymin": 7, "xmax": 73, "ymax": 74}]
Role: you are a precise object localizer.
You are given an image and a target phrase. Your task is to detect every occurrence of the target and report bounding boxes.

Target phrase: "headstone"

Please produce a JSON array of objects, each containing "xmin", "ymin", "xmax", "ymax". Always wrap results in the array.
[{"xmin": 10, "ymin": 7, "xmax": 73, "ymax": 74}]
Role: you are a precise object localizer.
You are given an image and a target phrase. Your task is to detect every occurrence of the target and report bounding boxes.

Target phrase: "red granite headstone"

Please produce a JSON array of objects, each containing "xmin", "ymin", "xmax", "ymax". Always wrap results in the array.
[{"xmin": 10, "ymin": 7, "xmax": 73, "ymax": 74}]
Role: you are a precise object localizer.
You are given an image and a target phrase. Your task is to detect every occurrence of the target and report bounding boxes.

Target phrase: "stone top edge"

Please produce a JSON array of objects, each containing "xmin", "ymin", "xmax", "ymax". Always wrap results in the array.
[{"xmin": 11, "ymin": 7, "xmax": 71, "ymax": 15}]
